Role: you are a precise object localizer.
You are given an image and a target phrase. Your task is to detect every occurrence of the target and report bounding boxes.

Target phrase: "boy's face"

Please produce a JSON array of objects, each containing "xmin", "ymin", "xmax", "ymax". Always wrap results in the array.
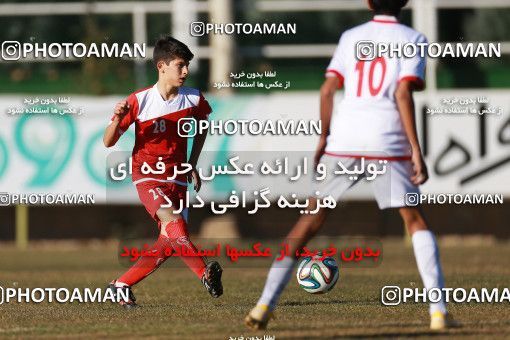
[{"xmin": 157, "ymin": 57, "xmax": 189, "ymax": 87}]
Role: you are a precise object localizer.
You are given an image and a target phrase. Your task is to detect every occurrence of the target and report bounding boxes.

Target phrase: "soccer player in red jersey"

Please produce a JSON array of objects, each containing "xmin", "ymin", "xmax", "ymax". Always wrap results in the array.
[{"xmin": 103, "ymin": 36, "xmax": 222, "ymax": 308}]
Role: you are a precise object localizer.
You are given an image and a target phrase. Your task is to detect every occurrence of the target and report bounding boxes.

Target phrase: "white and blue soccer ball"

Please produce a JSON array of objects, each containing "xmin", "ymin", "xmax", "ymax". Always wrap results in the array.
[{"xmin": 296, "ymin": 253, "xmax": 339, "ymax": 294}]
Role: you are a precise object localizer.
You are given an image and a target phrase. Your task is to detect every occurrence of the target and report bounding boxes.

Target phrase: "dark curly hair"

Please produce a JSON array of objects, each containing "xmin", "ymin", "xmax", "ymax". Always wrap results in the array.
[
  {"xmin": 369, "ymin": 0, "xmax": 409, "ymax": 16},
  {"xmin": 153, "ymin": 35, "xmax": 194, "ymax": 67}
]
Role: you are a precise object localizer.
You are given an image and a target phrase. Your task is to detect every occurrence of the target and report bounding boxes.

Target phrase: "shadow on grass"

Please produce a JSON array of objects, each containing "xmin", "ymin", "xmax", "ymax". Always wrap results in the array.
[
  {"xmin": 313, "ymin": 330, "xmax": 472, "ymax": 338},
  {"xmin": 281, "ymin": 299, "xmax": 380, "ymax": 307}
]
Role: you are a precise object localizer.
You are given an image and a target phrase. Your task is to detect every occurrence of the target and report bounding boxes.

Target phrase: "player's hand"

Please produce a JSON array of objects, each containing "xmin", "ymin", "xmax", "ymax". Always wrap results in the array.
[
  {"xmin": 188, "ymin": 167, "xmax": 201, "ymax": 192},
  {"xmin": 411, "ymin": 152, "xmax": 428, "ymax": 185},
  {"xmin": 113, "ymin": 100, "xmax": 130, "ymax": 119},
  {"xmin": 314, "ymin": 136, "xmax": 327, "ymax": 169}
]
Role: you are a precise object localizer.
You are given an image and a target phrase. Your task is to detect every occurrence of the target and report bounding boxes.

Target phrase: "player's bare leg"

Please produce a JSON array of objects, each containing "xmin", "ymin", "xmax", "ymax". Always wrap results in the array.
[
  {"xmin": 245, "ymin": 198, "xmax": 328, "ymax": 330},
  {"xmin": 399, "ymin": 206, "xmax": 457, "ymax": 329},
  {"xmin": 284, "ymin": 200, "xmax": 330, "ymax": 254}
]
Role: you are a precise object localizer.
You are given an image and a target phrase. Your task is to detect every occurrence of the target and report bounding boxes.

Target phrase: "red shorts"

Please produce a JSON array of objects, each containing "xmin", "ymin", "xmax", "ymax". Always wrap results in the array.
[{"xmin": 135, "ymin": 180, "xmax": 187, "ymax": 221}]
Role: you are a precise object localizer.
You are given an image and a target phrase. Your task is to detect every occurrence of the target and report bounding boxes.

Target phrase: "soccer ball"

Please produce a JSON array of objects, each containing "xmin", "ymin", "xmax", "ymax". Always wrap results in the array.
[{"xmin": 296, "ymin": 253, "xmax": 339, "ymax": 294}]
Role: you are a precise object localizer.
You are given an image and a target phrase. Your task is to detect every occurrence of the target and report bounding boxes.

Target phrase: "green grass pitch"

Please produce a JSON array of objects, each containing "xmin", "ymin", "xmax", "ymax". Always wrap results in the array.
[{"xmin": 0, "ymin": 238, "xmax": 509, "ymax": 338}]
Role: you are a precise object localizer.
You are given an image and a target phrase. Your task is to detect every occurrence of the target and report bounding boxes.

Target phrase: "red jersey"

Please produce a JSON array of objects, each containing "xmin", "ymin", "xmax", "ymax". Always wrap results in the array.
[{"xmin": 111, "ymin": 84, "xmax": 212, "ymax": 185}]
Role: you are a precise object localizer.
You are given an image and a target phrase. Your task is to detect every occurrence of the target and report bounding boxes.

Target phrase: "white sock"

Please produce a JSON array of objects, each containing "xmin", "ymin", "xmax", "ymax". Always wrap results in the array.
[
  {"xmin": 114, "ymin": 281, "xmax": 128, "ymax": 288},
  {"xmin": 412, "ymin": 230, "xmax": 447, "ymax": 315},
  {"xmin": 257, "ymin": 256, "xmax": 296, "ymax": 310}
]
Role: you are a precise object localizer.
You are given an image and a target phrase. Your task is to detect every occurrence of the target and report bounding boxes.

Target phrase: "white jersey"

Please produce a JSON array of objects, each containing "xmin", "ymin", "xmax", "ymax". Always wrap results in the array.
[{"xmin": 325, "ymin": 15, "xmax": 427, "ymax": 158}]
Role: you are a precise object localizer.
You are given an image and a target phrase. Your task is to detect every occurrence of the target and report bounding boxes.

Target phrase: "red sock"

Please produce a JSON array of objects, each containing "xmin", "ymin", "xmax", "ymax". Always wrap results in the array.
[
  {"xmin": 117, "ymin": 233, "xmax": 171, "ymax": 287},
  {"xmin": 164, "ymin": 219, "xmax": 206, "ymax": 278},
  {"xmin": 116, "ymin": 219, "xmax": 206, "ymax": 286}
]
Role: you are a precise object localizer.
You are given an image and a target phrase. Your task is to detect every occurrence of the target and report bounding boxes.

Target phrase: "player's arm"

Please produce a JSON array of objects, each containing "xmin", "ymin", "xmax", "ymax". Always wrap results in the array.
[
  {"xmin": 315, "ymin": 76, "xmax": 339, "ymax": 167},
  {"xmin": 395, "ymin": 81, "xmax": 428, "ymax": 185},
  {"xmin": 103, "ymin": 100, "xmax": 130, "ymax": 147},
  {"xmin": 187, "ymin": 120, "xmax": 208, "ymax": 192}
]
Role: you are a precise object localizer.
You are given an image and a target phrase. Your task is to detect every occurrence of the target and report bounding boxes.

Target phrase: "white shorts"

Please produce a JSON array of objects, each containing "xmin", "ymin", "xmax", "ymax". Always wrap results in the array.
[{"xmin": 314, "ymin": 154, "xmax": 420, "ymax": 209}]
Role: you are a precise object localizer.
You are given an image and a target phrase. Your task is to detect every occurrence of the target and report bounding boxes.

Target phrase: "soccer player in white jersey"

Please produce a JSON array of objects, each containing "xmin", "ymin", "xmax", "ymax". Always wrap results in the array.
[
  {"xmin": 245, "ymin": 0, "xmax": 457, "ymax": 331},
  {"xmin": 103, "ymin": 36, "xmax": 222, "ymax": 308}
]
